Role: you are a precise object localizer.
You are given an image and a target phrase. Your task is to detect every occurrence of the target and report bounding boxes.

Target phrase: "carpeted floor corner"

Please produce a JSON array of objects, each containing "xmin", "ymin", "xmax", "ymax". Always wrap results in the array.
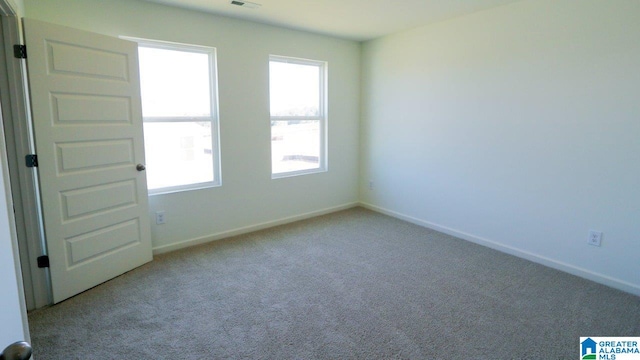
[{"xmin": 28, "ymin": 207, "xmax": 640, "ymax": 359}]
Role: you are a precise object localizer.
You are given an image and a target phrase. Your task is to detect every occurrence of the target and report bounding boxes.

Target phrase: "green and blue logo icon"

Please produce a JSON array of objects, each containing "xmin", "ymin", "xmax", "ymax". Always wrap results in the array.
[
  {"xmin": 580, "ymin": 337, "xmax": 640, "ymax": 360},
  {"xmin": 581, "ymin": 338, "xmax": 597, "ymax": 360}
]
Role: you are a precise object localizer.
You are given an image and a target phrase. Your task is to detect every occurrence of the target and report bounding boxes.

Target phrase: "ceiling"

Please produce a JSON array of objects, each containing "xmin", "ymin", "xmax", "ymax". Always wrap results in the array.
[{"xmin": 141, "ymin": 0, "xmax": 521, "ymax": 41}]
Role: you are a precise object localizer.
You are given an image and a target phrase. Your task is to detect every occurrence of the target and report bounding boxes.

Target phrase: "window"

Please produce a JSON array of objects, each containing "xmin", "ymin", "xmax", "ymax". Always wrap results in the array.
[
  {"xmin": 135, "ymin": 39, "xmax": 220, "ymax": 194},
  {"xmin": 269, "ymin": 56, "xmax": 327, "ymax": 178}
]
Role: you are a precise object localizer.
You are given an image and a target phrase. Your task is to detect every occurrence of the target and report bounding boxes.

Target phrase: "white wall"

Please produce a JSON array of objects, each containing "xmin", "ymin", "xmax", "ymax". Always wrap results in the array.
[
  {"xmin": 1, "ymin": 0, "xmax": 29, "ymax": 349},
  {"xmin": 0, "ymin": 95, "xmax": 28, "ymax": 351},
  {"xmin": 361, "ymin": 0, "xmax": 640, "ymax": 294},
  {"xmin": 25, "ymin": 0, "xmax": 361, "ymax": 252},
  {"xmin": 24, "ymin": 0, "xmax": 639, "ymax": 296}
]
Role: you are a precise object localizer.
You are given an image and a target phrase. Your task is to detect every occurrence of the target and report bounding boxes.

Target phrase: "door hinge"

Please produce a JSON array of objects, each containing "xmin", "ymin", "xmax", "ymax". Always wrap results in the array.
[
  {"xmin": 25, "ymin": 154, "xmax": 38, "ymax": 168},
  {"xmin": 13, "ymin": 44, "xmax": 27, "ymax": 59},
  {"xmin": 37, "ymin": 255, "xmax": 49, "ymax": 268}
]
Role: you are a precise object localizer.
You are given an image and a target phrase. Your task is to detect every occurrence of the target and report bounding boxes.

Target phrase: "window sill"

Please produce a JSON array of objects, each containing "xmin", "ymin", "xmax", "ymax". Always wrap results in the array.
[
  {"xmin": 148, "ymin": 182, "xmax": 221, "ymax": 196},
  {"xmin": 271, "ymin": 167, "xmax": 326, "ymax": 180}
]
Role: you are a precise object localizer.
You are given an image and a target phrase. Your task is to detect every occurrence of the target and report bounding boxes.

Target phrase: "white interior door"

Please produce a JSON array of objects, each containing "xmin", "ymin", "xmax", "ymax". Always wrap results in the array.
[{"xmin": 23, "ymin": 19, "xmax": 152, "ymax": 303}]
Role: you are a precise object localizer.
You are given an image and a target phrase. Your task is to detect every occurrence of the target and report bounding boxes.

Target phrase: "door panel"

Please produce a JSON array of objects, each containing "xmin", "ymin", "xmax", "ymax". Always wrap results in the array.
[{"xmin": 23, "ymin": 19, "xmax": 152, "ymax": 303}]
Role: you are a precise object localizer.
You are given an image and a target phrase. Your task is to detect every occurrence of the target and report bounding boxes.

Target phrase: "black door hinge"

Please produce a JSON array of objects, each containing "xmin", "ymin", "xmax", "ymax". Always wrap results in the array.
[
  {"xmin": 25, "ymin": 154, "xmax": 38, "ymax": 168},
  {"xmin": 37, "ymin": 255, "xmax": 49, "ymax": 268},
  {"xmin": 13, "ymin": 44, "xmax": 27, "ymax": 59}
]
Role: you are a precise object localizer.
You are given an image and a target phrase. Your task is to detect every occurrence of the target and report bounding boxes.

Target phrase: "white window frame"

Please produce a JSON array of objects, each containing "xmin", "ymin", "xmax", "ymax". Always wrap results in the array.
[
  {"xmin": 269, "ymin": 55, "xmax": 328, "ymax": 179},
  {"xmin": 125, "ymin": 37, "xmax": 222, "ymax": 195}
]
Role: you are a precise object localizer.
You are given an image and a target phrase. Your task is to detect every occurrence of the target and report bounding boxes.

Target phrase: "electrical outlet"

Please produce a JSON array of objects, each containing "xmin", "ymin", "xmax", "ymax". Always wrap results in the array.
[
  {"xmin": 587, "ymin": 230, "xmax": 602, "ymax": 247},
  {"xmin": 369, "ymin": 180, "xmax": 374, "ymax": 190},
  {"xmin": 156, "ymin": 211, "xmax": 166, "ymax": 225}
]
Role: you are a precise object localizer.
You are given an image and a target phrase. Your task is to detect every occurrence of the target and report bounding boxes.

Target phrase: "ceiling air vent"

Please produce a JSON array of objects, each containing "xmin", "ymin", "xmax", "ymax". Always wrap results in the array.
[{"xmin": 230, "ymin": 0, "xmax": 261, "ymax": 9}]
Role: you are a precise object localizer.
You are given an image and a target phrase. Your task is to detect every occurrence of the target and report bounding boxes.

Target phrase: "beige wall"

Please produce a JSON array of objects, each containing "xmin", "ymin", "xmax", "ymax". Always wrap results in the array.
[
  {"xmin": 360, "ymin": 0, "xmax": 640, "ymax": 294},
  {"xmin": 24, "ymin": 0, "xmax": 361, "ymax": 252}
]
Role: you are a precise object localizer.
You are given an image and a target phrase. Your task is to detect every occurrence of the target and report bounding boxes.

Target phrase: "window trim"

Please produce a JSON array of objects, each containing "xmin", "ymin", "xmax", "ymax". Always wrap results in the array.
[
  {"xmin": 124, "ymin": 37, "xmax": 222, "ymax": 195},
  {"xmin": 269, "ymin": 55, "xmax": 328, "ymax": 179}
]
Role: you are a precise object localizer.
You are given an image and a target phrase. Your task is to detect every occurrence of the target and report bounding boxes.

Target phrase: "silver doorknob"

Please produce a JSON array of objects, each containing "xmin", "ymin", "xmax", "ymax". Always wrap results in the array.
[
  {"xmin": 1, "ymin": 341, "xmax": 32, "ymax": 360},
  {"xmin": 136, "ymin": 164, "xmax": 146, "ymax": 171}
]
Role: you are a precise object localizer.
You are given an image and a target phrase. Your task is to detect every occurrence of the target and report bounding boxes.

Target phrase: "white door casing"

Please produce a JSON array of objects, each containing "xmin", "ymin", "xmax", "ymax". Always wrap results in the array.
[
  {"xmin": 24, "ymin": 19, "xmax": 152, "ymax": 303},
  {"xmin": 0, "ymin": 145, "xmax": 28, "ymax": 358},
  {"xmin": 1, "ymin": 0, "xmax": 31, "ymax": 347},
  {"xmin": 0, "ymin": 84, "xmax": 29, "ymax": 355}
]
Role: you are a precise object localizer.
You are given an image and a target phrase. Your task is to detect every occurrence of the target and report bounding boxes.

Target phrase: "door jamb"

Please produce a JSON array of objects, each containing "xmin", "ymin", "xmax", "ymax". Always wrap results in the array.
[
  {"xmin": 0, "ymin": 9, "xmax": 52, "ymax": 309},
  {"xmin": 0, "ymin": 0, "xmax": 31, "ymax": 345}
]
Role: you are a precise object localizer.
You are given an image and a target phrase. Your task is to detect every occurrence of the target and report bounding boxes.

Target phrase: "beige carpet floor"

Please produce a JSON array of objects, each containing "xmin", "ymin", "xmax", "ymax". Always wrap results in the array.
[{"xmin": 28, "ymin": 207, "xmax": 640, "ymax": 359}]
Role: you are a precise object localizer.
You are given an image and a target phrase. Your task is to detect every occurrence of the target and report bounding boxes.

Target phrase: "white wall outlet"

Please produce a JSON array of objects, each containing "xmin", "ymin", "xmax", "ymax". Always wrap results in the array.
[
  {"xmin": 587, "ymin": 230, "xmax": 602, "ymax": 247},
  {"xmin": 156, "ymin": 211, "xmax": 166, "ymax": 225},
  {"xmin": 369, "ymin": 180, "xmax": 374, "ymax": 190}
]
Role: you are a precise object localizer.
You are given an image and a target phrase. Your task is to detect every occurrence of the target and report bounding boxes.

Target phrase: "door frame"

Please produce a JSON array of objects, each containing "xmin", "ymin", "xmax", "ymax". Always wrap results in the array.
[
  {"xmin": 0, "ymin": 3, "xmax": 51, "ymax": 310},
  {"xmin": 0, "ymin": 0, "xmax": 32, "ymax": 345}
]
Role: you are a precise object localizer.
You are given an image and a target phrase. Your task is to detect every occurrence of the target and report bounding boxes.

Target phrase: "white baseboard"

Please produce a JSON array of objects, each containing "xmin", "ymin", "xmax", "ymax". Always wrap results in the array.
[
  {"xmin": 359, "ymin": 202, "xmax": 640, "ymax": 297},
  {"xmin": 152, "ymin": 202, "xmax": 359, "ymax": 255}
]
